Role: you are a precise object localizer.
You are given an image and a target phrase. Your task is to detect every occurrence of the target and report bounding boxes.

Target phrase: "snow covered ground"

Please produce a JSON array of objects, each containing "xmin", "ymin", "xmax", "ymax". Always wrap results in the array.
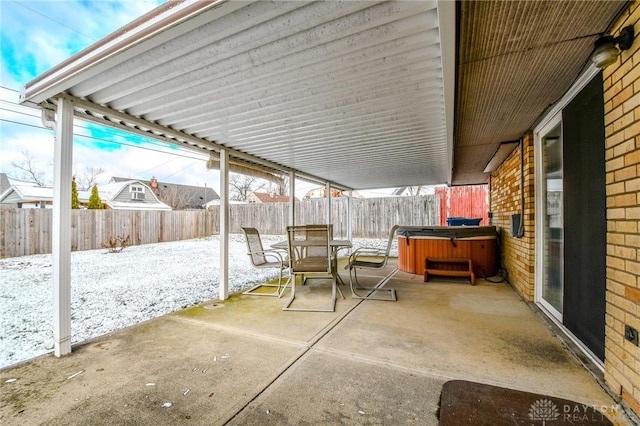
[{"xmin": 0, "ymin": 234, "xmax": 392, "ymax": 369}]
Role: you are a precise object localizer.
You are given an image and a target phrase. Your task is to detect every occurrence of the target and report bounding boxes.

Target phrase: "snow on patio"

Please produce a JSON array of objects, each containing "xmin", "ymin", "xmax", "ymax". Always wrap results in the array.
[{"xmin": 0, "ymin": 234, "xmax": 391, "ymax": 369}]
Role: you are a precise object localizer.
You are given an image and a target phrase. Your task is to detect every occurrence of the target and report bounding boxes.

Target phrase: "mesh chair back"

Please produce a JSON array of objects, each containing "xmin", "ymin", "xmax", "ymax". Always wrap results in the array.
[
  {"xmin": 287, "ymin": 225, "xmax": 331, "ymax": 274},
  {"xmin": 304, "ymin": 224, "xmax": 333, "ymax": 257},
  {"xmin": 383, "ymin": 225, "xmax": 400, "ymax": 256},
  {"xmin": 242, "ymin": 227, "xmax": 268, "ymax": 267}
]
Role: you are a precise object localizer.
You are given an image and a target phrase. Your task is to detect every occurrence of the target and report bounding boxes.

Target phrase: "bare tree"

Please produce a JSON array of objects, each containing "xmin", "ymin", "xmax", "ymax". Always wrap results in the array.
[
  {"xmin": 267, "ymin": 173, "xmax": 288, "ymax": 196},
  {"xmin": 9, "ymin": 150, "xmax": 49, "ymax": 186},
  {"xmin": 159, "ymin": 184, "xmax": 190, "ymax": 210},
  {"xmin": 74, "ymin": 166, "xmax": 107, "ymax": 190},
  {"xmin": 229, "ymin": 174, "xmax": 265, "ymax": 201},
  {"xmin": 406, "ymin": 186, "xmax": 425, "ymax": 196}
]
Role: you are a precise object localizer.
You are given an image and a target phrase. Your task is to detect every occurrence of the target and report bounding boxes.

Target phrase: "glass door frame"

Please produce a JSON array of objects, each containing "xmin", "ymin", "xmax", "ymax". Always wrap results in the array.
[
  {"xmin": 533, "ymin": 66, "xmax": 600, "ymax": 323},
  {"xmin": 534, "ymin": 113, "xmax": 563, "ymax": 321}
]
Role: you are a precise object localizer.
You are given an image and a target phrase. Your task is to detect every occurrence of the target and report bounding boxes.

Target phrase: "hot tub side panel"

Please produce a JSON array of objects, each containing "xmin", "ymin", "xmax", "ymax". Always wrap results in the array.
[
  {"xmin": 398, "ymin": 236, "xmax": 416, "ymax": 274},
  {"xmin": 398, "ymin": 237, "xmax": 497, "ymax": 278}
]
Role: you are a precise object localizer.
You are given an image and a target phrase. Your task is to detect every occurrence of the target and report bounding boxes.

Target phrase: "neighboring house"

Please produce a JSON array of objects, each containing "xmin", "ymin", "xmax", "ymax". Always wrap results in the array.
[
  {"xmin": 204, "ymin": 199, "xmax": 245, "ymax": 207},
  {"xmin": 110, "ymin": 177, "xmax": 218, "ymax": 210},
  {"xmin": 0, "ymin": 173, "xmax": 11, "ymax": 195},
  {"xmin": 247, "ymin": 191, "xmax": 297, "ymax": 203},
  {"xmin": 99, "ymin": 180, "xmax": 171, "ymax": 210},
  {"xmin": 391, "ymin": 186, "xmax": 439, "ymax": 196},
  {"xmin": 302, "ymin": 187, "xmax": 363, "ymax": 199},
  {"xmin": 0, "ymin": 180, "xmax": 170, "ymax": 210},
  {"xmin": 0, "ymin": 184, "xmax": 90, "ymax": 208}
]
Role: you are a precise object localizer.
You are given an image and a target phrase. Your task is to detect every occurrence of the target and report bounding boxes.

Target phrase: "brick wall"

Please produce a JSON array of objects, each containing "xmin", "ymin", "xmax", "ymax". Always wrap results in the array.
[
  {"xmin": 485, "ymin": 2, "xmax": 640, "ymax": 416},
  {"xmin": 488, "ymin": 134, "xmax": 536, "ymax": 301},
  {"xmin": 603, "ymin": 1, "xmax": 640, "ymax": 414}
]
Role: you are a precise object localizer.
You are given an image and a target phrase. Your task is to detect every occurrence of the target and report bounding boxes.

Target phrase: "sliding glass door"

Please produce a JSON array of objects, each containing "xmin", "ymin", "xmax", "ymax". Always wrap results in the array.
[
  {"xmin": 534, "ymin": 72, "xmax": 606, "ymax": 362},
  {"xmin": 537, "ymin": 117, "xmax": 563, "ymax": 320}
]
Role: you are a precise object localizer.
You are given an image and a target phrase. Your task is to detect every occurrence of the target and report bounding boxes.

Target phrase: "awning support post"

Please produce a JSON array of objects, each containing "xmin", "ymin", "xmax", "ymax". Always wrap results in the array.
[
  {"xmin": 52, "ymin": 96, "xmax": 74, "ymax": 357},
  {"xmin": 347, "ymin": 190, "xmax": 353, "ymax": 242},
  {"xmin": 288, "ymin": 171, "xmax": 295, "ymax": 227},
  {"xmin": 219, "ymin": 148, "xmax": 229, "ymax": 300},
  {"xmin": 325, "ymin": 182, "xmax": 331, "ymax": 226}
]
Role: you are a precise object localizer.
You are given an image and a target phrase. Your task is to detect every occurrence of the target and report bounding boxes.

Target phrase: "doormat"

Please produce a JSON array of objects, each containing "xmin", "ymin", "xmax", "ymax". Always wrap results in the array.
[{"xmin": 439, "ymin": 380, "xmax": 614, "ymax": 425}]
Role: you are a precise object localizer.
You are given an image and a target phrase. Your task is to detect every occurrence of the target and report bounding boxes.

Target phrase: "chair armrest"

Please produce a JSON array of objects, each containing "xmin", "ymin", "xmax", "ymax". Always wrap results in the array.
[
  {"xmin": 247, "ymin": 249, "xmax": 288, "ymax": 267},
  {"xmin": 346, "ymin": 247, "xmax": 384, "ymax": 264}
]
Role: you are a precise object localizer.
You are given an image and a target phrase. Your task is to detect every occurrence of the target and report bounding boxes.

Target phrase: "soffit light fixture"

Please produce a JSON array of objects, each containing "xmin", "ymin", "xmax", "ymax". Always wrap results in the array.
[{"xmin": 591, "ymin": 26, "xmax": 635, "ymax": 69}]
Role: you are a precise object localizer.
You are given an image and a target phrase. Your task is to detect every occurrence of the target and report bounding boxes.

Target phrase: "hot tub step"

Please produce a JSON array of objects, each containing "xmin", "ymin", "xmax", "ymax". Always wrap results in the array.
[{"xmin": 424, "ymin": 257, "xmax": 475, "ymax": 285}]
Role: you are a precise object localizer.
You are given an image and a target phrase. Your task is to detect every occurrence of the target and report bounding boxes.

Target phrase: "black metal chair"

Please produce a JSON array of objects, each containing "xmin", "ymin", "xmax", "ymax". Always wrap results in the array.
[
  {"xmin": 345, "ymin": 225, "xmax": 399, "ymax": 301},
  {"xmin": 241, "ymin": 227, "xmax": 290, "ymax": 297}
]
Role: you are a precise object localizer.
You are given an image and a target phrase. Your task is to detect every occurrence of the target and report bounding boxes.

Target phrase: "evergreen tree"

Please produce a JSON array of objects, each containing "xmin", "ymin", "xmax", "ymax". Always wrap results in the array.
[
  {"xmin": 88, "ymin": 185, "xmax": 104, "ymax": 209},
  {"xmin": 71, "ymin": 178, "xmax": 80, "ymax": 209}
]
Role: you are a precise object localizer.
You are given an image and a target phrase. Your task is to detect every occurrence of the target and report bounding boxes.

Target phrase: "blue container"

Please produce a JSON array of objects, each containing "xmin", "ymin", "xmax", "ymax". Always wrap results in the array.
[{"xmin": 446, "ymin": 217, "xmax": 482, "ymax": 226}]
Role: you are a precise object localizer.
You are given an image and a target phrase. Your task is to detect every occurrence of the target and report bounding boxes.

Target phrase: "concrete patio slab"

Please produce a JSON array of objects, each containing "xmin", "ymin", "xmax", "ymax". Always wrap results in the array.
[{"xmin": 0, "ymin": 260, "xmax": 634, "ymax": 425}]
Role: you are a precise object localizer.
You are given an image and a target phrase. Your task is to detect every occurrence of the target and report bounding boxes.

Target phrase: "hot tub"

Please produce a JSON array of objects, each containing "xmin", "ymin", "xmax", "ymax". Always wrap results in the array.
[{"xmin": 397, "ymin": 226, "xmax": 498, "ymax": 278}]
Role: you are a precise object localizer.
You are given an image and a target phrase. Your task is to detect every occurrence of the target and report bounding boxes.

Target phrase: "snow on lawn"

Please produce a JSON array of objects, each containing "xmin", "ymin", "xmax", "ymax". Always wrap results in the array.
[{"xmin": 0, "ymin": 234, "xmax": 392, "ymax": 369}]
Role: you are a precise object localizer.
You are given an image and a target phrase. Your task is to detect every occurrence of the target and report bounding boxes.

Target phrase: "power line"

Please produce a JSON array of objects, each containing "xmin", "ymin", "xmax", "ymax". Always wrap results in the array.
[
  {"xmin": 0, "ymin": 99, "xmax": 206, "ymax": 158},
  {"xmin": 0, "ymin": 105, "xmax": 41, "ymax": 117},
  {"xmin": 0, "ymin": 99, "xmax": 210, "ymax": 159},
  {"xmin": 138, "ymin": 157, "xmax": 181, "ymax": 176},
  {"xmin": 0, "ymin": 86, "xmax": 20, "ymax": 93},
  {"xmin": 0, "ymin": 118, "xmax": 207, "ymax": 162},
  {"xmin": 159, "ymin": 161, "xmax": 200, "ymax": 181},
  {"xmin": 0, "ymin": 89, "xmax": 215, "ymax": 180},
  {"xmin": 0, "ymin": 118, "xmax": 45, "ymax": 131},
  {"xmin": 10, "ymin": 1, "xmax": 97, "ymax": 42}
]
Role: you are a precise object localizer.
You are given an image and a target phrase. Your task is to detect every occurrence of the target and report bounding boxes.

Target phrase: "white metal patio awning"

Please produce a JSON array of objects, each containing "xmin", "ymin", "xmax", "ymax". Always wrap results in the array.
[
  {"xmin": 17, "ymin": 0, "xmax": 632, "ymax": 360},
  {"xmin": 21, "ymin": 0, "xmax": 455, "ymax": 190}
]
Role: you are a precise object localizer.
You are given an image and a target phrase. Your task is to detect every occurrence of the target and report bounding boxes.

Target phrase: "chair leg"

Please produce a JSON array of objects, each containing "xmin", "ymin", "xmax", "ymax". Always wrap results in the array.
[
  {"xmin": 243, "ymin": 269, "xmax": 292, "ymax": 297},
  {"xmin": 283, "ymin": 273, "xmax": 339, "ymax": 312},
  {"xmin": 349, "ymin": 266, "xmax": 398, "ymax": 301},
  {"xmin": 335, "ymin": 270, "xmax": 345, "ymax": 300}
]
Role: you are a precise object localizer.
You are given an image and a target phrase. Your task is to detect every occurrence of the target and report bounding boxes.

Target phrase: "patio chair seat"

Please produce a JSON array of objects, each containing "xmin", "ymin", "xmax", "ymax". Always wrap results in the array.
[
  {"xmin": 348, "ymin": 258, "xmax": 387, "ymax": 269},
  {"xmin": 292, "ymin": 257, "xmax": 332, "ymax": 272}
]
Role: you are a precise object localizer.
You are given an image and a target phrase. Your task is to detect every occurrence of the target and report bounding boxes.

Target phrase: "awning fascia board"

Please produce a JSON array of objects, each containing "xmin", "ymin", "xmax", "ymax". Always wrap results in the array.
[
  {"xmin": 437, "ymin": 0, "xmax": 456, "ymax": 186},
  {"xmin": 45, "ymin": 94, "xmax": 352, "ymax": 191}
]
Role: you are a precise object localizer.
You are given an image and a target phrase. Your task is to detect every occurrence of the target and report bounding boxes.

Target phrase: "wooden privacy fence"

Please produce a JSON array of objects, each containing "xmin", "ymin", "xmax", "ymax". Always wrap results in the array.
[
  {"xmin": 231, "ymin": 195, "xmax": 440, "ymax": 237},
  {"xmin": 0, "ymin": 195, "xmax": 439, "ymax": 258},
  {"xmin": 0, "ymin": 209, "xmax": 219, "ymax": 258},
  {"xmin": 435, "ymin": 185, "xmax": 489, "ymax": 226}
]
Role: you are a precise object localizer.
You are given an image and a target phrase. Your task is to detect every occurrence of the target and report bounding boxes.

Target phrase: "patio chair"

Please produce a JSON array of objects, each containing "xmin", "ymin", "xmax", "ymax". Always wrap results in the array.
[
  {"xmin": 300, "ymin": 224, "xmax": 334, "ymax": 283},
  {"xmin": 283, "ymin": 225, "xmax": 344, "ymax": 311},
  {"xmin": 345, "ymin": 224, "xmax": 399, "ymax": 301},
  {"xmin": 241, "ymin": 227, "xmax": 291, "ymax": 297}
]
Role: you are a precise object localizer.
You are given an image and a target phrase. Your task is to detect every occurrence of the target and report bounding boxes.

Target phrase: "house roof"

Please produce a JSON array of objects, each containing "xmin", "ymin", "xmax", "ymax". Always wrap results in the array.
[
  {"xmin": 99, "ymin": 180, "xmax": 172, "ymax": 211},
  {"xmin": 302, "ymin": 187, "xmax": 364, "ymax": 199},
  {"xmin": 0, "ymin": 173, "xmax": 11, "ymax": 194},
  {"xmin": 0, "ymin": 181, "xmax": 170, "ymax": 210},
  {"xmin": 111, "ymin": 177, "xmax": 219, "ymax": 209},
  {"xmin": 0, "ymin": 184, "xmax": 90, "ymax": 203},
  {"xmin": 19, "ymin": 1, "xmax": 629, "ymax": 188},
  {"xmin": 249, "ymin": 192, "xmax": 297, "ymax": 203}
]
